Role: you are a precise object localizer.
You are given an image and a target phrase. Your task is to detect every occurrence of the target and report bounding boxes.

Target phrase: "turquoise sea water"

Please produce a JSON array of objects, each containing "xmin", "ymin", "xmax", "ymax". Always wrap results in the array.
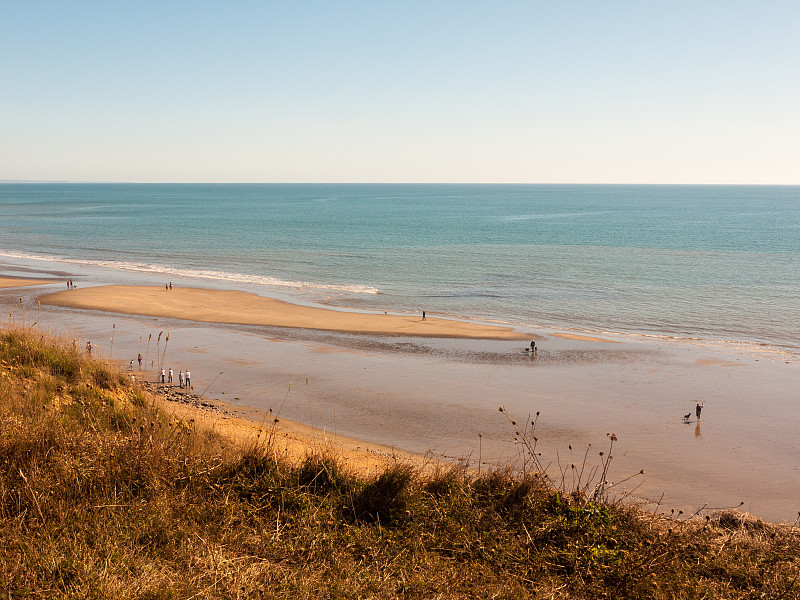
[{"xmin": 1, "ymin": 183, "xmax": 799, "ymax": 351}]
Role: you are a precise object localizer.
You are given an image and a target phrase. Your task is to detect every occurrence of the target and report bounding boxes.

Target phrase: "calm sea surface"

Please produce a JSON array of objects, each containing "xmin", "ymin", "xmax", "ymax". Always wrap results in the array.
[{"xmin": 1, "ymin": 183, "xmax": 799, "ymax": 351}]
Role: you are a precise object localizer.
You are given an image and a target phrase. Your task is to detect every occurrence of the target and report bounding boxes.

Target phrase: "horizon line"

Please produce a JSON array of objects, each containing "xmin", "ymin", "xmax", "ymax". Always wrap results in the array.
[{"xmin": 2, "ymin": 180, "xmax": 799, "ymax": 187}]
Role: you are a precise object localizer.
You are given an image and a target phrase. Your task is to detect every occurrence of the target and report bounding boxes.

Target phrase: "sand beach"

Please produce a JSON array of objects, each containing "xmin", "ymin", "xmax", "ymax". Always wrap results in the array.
[
  {"xmin": 5, "ymin": 276, "xmax": 438, "ymax": 476},
  {"xmin": 3, "ymin": 272, "xmax": 800, "ymax": 523},
  {"xmin": 37, "ymin": 282, "xmax": 532, "ymax": 476}
]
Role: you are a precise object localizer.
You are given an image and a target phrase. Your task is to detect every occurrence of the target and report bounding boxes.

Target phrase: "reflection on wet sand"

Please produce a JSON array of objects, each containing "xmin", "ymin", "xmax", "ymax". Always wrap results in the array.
[{"xmin": 255, "ymin": 327, "xmax": 658, "ymax": 367}]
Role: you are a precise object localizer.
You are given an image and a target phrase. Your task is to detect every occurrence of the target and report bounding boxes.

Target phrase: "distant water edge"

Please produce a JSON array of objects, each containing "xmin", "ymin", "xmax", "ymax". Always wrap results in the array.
[{"xmin": 1, "ymin": 183, "xmax": 798, "ymax": 352}]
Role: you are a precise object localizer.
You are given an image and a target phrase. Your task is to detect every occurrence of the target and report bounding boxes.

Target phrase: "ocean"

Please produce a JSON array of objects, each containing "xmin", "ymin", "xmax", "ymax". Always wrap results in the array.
[{"xmin": 1, "ymin": 183, "xmax": 799, "ymax": 353}]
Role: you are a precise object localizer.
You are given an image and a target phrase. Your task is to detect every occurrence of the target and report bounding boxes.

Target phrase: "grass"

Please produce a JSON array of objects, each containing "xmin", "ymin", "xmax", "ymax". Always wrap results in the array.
[{"xmin": 1, "ymin": 327, "xmax": 799, "ymax": 599}]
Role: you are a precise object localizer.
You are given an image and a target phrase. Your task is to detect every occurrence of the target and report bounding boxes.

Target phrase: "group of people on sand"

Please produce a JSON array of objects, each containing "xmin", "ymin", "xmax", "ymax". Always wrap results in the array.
[
  {"xmin": 165, "ymin": 282, "xmax": 173, "ymax": 290},
  {"xmin": 66, "ymin": 280, "xmax": 75, "ymax": 289},
  {"xmin": 159, "ymin": 367, "xmax": 190, "ymax": 389},
  {"xmin": 136, "ymin": 354, "xmax": 191, "ymax": 389}
]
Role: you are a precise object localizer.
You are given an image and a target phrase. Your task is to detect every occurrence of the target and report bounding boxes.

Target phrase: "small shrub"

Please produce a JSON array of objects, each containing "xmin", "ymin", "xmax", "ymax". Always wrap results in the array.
[
  {"xmin": 351, "ymin": 463, "xmax": 415, "ymax": 525},
  {"xmin": 423, "ymin": 464, "xmax": 465, "ymax": 499},
  {"xmin": 296, "ymin": 454, "xmax": 352, "ymax": 495}
]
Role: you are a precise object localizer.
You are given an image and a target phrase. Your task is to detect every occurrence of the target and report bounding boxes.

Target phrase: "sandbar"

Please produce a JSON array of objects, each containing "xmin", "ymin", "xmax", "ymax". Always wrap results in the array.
[
  {"xmin": 0, "ymin": 276, "xmax": 55, "ymax": 289},
  {"xmin": 552, "ymin": 332, "xmax": 620, "ymax": 343},
  {"xmin": 39, "ymin": 285, "xmax": 530, "ymax": 340}
]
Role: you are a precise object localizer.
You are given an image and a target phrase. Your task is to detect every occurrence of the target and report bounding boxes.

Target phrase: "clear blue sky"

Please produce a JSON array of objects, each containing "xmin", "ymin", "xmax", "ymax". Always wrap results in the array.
[{"xmin": 2, "ymin": 1, "xmax": 798, "ymax": 183}]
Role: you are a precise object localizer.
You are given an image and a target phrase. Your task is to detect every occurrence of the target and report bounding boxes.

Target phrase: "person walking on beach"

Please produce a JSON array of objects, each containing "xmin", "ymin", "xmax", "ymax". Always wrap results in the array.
[
  {"xmin": 160, "ymin": 368, "xmax": 166, "ymax": 383},
  {"xmin": 138, "ymin": 353, "xmax": 143, "ymax": 369},
  {"xmin": 422, "ymin": 311, "xmax": 426, "ymax": 321},
  {"xmin": 179, "ymin": 371, "xmax": 184, "ymax": 389},
  {"xmin": 530, "ymin": 340, "xmax": 536, "ymax": 353},
  {"xmin": 168, "ymin": 368, "xmax": 173, "ymax": 384},
  {"xmin": 696, "ymin": 402, "xmax": 704, "ymax": 421},
  {"xmin": 185, "ymin": 370, "xmax": 191, "ymax": 389}
]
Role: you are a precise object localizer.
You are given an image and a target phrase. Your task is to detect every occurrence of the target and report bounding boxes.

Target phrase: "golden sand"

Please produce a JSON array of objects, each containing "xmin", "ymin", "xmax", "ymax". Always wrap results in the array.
[
  {"xmin": 0, "ymin": 276, "xmax": 55, "ymax": 289},
  {"xmin": 156, "ymin": 395, "xmax": 428, "ymax": 476},
  {"xmin": 40, "ymin": 285, "xmax": 530, "ymax": 340}
]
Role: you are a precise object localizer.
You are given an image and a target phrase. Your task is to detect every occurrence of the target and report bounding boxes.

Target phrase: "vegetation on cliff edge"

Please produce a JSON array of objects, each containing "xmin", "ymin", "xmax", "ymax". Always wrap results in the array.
[{"xmin": 1, "ymin": 328, "xmax": 798, "ymax": 599}]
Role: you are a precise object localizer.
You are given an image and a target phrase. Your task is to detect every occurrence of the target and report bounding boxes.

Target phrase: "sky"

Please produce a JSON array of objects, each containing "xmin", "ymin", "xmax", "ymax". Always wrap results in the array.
[{"xmin": 1, "ymin": 1, "xmax": 798, "ymax": 184}]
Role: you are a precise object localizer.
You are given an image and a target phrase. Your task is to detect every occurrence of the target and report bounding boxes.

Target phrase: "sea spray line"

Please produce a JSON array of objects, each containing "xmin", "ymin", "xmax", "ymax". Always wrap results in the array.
[{"xmin": 0, "ymin": 250, "xmax": 379, "ymax": 294}]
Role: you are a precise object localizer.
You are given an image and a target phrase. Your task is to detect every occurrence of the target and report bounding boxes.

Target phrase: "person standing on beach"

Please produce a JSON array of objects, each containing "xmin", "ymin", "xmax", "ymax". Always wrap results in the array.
[
  {"xmin": 168, "ymin": 368, "xmax": 173, "ymax": 384},
  {"xmin": 179, "ymin": 371, "xmax": 184, "ymax": 389},
  {"xmin": 185, "ymin": 370, "xmax": 191, "ymax": 389},
  {"xmin": 160, "ymin": 368, "xmax": 166, "ymax": 383},
  {"xmin": 696, "ymin": 402, "xmax": 704, "ymax": 421},
  {"xmin": 422, "ymin": 311, "xmax": 426, "ymax": 321},
  {"xmin": 138, "ymin": 353, "xmax": 143, "ymax": 369}
]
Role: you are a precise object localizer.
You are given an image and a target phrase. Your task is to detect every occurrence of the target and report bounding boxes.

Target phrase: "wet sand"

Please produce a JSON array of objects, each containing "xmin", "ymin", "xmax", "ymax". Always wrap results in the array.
[
  {"xmin": 6, "ymin": 275, "xmax": 800, "ymax": 523},
  {"xmin": 40, "ymin": 285, "xmax": 531, "ymax": 340}
]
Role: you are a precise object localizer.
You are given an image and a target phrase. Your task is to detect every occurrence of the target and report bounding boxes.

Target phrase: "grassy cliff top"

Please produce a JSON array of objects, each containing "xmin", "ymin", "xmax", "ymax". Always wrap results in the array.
[{"xmin": 1, "ymin": 327, "xmax": 798, "ymax": 599}]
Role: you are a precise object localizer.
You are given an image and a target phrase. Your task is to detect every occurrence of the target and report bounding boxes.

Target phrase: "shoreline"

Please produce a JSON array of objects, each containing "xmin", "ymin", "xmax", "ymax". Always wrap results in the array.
[
  {"xmin": 143, "ymin": 381, "xmax": 429, "ymax": 477},
  {"xmin": 39, "ymin": 285, "xmax": 532, "ymax": 340}
]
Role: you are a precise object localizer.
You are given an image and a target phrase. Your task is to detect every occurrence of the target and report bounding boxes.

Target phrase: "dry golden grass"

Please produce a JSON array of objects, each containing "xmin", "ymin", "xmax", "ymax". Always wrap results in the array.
[{"xmin": 1, "ymin": 327, "xmax": 799, "ymax": 599}]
